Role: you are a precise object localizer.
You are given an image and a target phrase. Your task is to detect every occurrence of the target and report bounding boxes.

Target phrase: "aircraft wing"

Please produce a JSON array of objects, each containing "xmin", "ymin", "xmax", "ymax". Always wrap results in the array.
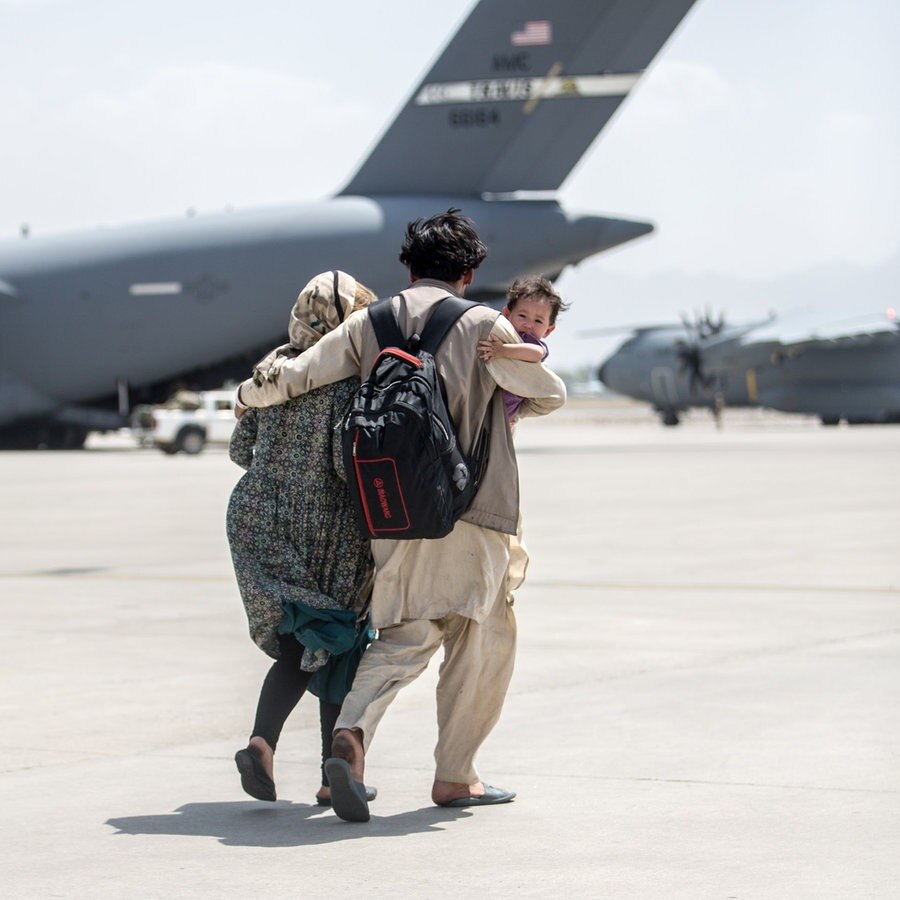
[
  {"xmin": 736, "ymin": 308, "xmax": 899, "ymax": 351},
  {"xmin": 341, "ymin": 0, "xmax": 698, "ymax": 195},
  {"xmin": 688, "ymin": 309, "xmax": 898, "ymax": 377}
]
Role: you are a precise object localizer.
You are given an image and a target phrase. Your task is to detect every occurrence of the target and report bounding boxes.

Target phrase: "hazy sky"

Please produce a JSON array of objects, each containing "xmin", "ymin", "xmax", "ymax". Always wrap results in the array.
[{"xmin": 2, "ymin": 0, "xmax": 897, "ymax": 365}]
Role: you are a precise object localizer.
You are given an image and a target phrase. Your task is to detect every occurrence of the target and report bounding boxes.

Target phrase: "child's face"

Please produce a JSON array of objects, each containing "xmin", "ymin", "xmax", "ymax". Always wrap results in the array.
[{"xmin": 503, "ymin": 295, "xmax": 556, "ymax": 340}]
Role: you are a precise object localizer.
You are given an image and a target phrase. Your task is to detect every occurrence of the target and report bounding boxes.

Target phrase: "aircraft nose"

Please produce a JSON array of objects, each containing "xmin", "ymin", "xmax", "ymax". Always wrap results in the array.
[{"xmin": 597, "ymin": 353, "xmax": 626, "ymax": 392}]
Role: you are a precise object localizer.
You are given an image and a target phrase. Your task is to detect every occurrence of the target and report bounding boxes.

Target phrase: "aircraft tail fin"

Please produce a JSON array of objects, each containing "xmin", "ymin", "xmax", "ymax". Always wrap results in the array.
[{"xmin": 340, "ymin": 0, "xmax": 697, "ymax": 197}]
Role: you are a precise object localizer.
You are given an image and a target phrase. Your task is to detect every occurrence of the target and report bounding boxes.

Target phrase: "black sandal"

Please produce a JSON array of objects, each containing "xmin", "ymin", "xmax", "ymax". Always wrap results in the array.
[{"xmin": 234, "ymin": 745, "xmax": 276, "ymax": 802}]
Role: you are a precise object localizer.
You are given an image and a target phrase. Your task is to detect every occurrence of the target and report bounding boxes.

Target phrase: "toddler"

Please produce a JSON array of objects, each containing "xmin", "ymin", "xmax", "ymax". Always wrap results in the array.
[{"xmin": 477, "ymin": 275, "xmax": 569, "ymax": 421}]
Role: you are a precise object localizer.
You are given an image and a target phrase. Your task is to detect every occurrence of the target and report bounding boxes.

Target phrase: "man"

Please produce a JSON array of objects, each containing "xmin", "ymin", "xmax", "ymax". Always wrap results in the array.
[{"xmin": 235, "ymin": 210, "xmax": 565, "ymax": 821}]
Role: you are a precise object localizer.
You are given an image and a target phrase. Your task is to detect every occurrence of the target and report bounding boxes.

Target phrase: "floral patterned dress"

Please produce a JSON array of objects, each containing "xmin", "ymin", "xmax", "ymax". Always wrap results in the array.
[{"xmin": 226, "ymin": 378, "xmax": 373, "ymax": 700}]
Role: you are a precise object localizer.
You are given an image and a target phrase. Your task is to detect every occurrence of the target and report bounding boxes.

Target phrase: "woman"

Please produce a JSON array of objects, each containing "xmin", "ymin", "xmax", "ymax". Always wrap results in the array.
[{"xmin": 227, "ymin": 270, "xmax": 376, "ymax": 806}]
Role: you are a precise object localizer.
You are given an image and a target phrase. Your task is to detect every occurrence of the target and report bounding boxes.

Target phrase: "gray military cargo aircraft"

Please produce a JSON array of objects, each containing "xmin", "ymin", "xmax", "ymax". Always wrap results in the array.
[
  {"xmin": 596, "ymin": 305, "xmax": 900, "ymax": 425},
  {"xmin": 0, "ymin": 0, "xmax": 698, "ymax": 449}
]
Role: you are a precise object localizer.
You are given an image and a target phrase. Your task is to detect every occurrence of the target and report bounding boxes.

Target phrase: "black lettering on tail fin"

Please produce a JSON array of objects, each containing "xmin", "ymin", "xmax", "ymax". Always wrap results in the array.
[{"xmin": 340, "ymin": 0, "xmax": 698, "ymax": 197}]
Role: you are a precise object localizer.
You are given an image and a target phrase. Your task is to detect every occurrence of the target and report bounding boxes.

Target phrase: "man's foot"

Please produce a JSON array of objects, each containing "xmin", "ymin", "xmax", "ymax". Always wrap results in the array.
[
  {"xmin": 331, "ymin": 728, "xmax": 365, "ymax": 782},
  {"xmin": 432, "ymin": 779, "xmax": 515, "ymax": 808},
  {"xmin": 234, "ymin": 737, "xmax": 276, "ymax": 802},
  {"xmin": 325, "ymin": 729, "xmax": 369, "ymax": 822},
  {"xmin": 323, "ymin": 758, "xmax": 371, "ymax": 822}
]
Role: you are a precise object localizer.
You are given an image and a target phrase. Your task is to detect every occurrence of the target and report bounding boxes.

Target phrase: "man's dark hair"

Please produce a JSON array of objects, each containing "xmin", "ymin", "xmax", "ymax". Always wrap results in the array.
[
  {"xmin": 399, "ymin": 208, "xmax": 488, "ymax": 282},
  {"xmin": 506, "ymin": 275, "xmax": 570, "ymax": 324}
]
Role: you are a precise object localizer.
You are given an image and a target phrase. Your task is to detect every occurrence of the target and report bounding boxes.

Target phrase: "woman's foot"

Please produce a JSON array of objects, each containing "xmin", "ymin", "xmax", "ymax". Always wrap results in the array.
[
  {"xmin": 247, "ymin": 736, "xmax": 274, "ymax": 778},
  {"xmin": 315, "ymin": 783, "xmax": 378, "ymax": 806},
  {"xmin": 234, "ymin": 737, "xmax": 276, "ymax": 802}
]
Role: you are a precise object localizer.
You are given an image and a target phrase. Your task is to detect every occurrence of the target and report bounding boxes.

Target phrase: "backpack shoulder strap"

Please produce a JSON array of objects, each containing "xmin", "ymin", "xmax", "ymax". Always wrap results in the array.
[
  {"xmin": 419, "ymin": 297, "xmax": 478, "ymax": 355},
  {"xmin": 367, "ymin": 296, "xmax": 407, "ymax": 350}
]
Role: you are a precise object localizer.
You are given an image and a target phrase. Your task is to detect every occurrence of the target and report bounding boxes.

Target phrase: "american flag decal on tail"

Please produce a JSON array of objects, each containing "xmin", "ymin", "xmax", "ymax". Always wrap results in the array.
[{"xmin": 511, "ymin": 20, "xmax": 552, "ymax": 46}]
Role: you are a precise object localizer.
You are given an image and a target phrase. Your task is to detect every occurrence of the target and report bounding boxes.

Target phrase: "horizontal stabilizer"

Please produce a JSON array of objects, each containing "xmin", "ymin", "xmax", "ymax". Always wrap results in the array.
[{"xmin": 341, "ymin": 0, "xmax": 697, "ymax": 196}]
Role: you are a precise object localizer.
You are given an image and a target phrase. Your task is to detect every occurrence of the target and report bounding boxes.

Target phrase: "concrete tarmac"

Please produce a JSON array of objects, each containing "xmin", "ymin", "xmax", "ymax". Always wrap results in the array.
[{"xmin": 1, "ymin": 401, "xmax": 898, "ymax": 898}]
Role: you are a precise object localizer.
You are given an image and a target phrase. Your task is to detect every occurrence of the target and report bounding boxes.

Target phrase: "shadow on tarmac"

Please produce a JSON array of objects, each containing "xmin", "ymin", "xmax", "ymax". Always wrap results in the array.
[{"xmin": 106, "ymin": 801, "xmax": 473, "ymax": 846}]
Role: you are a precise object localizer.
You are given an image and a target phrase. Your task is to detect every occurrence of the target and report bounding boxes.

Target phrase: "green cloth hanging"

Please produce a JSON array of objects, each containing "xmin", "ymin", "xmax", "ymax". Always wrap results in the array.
[{"xmin": 277, "ymin": 601, "xmax": 373, "ymax": 705}]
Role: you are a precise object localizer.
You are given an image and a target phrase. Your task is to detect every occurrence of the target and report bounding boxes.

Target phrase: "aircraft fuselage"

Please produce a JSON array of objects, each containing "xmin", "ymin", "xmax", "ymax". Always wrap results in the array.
[
  {"xmin": 598, "ymin": 327, "xmax": 900, "ymax": 424},
  {"xmin": 0, "ymin": 195, "xmax": 650, "ymax": 432}
]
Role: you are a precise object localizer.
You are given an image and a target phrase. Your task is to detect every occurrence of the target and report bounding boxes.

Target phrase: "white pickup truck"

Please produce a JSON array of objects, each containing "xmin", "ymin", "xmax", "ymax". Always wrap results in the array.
[{"xmin": 132, "ymin": 389, "xmax": 237, "ymax": 454}]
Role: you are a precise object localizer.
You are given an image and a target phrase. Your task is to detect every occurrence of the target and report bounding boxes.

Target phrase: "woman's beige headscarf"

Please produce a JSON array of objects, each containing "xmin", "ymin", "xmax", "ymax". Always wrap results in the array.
[
  {"xmin": 288, "ymin": 269, "xmax": 359, "ymax": 352},
  {"xmin": 252, "ymin": 270, "xmax": 361, "ymax": 384}
]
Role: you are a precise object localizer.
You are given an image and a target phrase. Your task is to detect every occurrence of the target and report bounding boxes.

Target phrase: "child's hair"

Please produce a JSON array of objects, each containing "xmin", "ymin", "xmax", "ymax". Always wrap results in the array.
[{"xmin": 506, "ymin": 275, "xmax": 570, "ymax": 324}]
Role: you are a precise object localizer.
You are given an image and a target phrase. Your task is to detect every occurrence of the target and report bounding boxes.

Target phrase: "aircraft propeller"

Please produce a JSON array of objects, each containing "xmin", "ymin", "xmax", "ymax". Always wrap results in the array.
[
  {"xmin": 676, "ymin": 309, "xmax": 725, "ymax": 397},
  {"xmin": 676, "ymin": 309, "xmax": 728, "ymax": 426}
]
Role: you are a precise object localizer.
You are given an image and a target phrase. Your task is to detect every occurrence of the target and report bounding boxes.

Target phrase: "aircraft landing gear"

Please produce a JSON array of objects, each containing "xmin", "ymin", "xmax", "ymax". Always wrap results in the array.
[
  {"xmin": 0, "ymin": 422, "xmax": 89, "ymax": 450},
  {"xmin": 43, "ymin": 425, "xmax": 89, "ymax": 449},
  {"xmin": 660, "ymin": 409, "xmax": 680, "ymax": 426}
]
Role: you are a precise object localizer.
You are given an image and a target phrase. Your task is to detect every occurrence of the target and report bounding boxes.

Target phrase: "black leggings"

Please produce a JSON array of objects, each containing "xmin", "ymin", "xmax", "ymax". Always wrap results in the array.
[{"xmin": 251, "ymin": 634, "xmax": 341, "ymax": 785}]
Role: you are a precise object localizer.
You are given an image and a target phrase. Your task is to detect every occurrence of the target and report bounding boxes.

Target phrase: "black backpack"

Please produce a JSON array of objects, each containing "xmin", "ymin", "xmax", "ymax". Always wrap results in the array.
[{"xmin": 341, "ymin": 294, "xmax": 488, "ymax": 540}]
